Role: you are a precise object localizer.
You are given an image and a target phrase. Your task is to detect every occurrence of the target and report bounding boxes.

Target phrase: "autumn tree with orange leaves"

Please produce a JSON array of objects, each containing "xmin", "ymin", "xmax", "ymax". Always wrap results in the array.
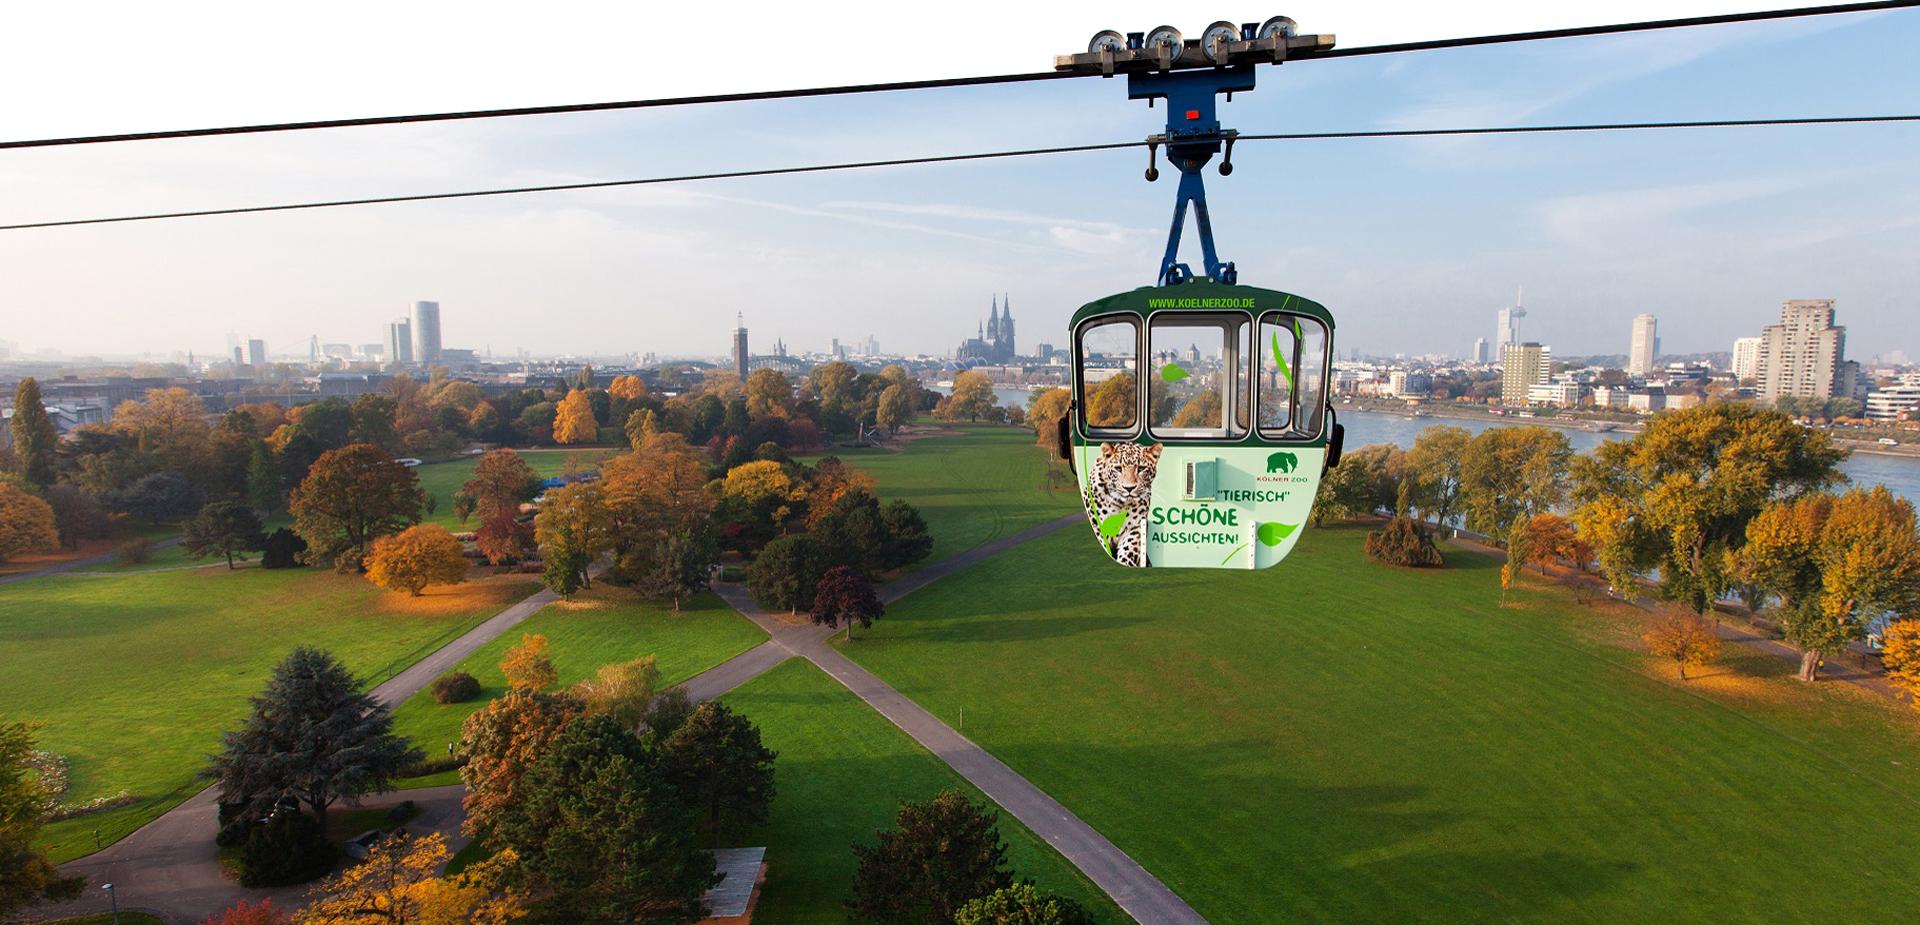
[
  {"xmin": 1882, "ymin": 619, "xmax": 1920, "ymax": 713},
  {"xmin": 365, "ymin": 524, "xmax": 468, "ymax": 596},
  {"xmin": 457, "ymin": 688, "xmax": 583, "ymax": 836},
  {"xmin": 500, "ymin": 633, "xmax": 558, "ymax": 691},
  {"xmin": 607, "ymin": 375, "xmax": 648, "ymax": 401},
  {"xmin": 287, "ymin": 444, "xmax": 424, "ymax": 571},
  {"xmin": 552, "ymin": 389, "xmax": 599, "ymax": 445},
  {"xmin": 1643, "ymin": 613, "xmax": 1722, "ymax": 680},
  {"xmin": 293, "ymin": 832, "xmax": 526, "ymax": 925},
  {"xmin": 0, "ymin": 483, "xmax": 59, "ymax": 564}
]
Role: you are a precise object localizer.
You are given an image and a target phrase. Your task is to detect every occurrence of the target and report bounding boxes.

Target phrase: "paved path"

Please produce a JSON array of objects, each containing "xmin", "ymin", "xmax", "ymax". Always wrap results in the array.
[
  {"xmin": 33, "ymin": 578, "xmax": 573, "ymax": 924},
  {"xmin": 0, "ymin": 537, "xmax": 183, "ymax": 586}
]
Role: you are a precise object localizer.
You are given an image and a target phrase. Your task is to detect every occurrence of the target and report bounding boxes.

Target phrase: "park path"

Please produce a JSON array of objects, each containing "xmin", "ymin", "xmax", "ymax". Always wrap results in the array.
[
  {"xmin": 0, "ymin": 537, "xmax": 183, "ymax": 586},
  {"xmin": 33, "ymin": 579, "xmax": 577, "ymax": 924}
]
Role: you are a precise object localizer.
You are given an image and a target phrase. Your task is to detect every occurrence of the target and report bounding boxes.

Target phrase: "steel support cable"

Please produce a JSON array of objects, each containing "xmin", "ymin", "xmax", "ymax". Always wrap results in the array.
[
  {"xmin": 5, "ymin": 114, "xmax": 1917, "ymax": 232},
  {"xmin": 2, "ymin": 0, "xmax": 1915, "ymax": 151}
]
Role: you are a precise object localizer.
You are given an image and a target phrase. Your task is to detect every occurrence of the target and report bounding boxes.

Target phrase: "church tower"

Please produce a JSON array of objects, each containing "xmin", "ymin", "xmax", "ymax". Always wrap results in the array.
[
  {"xmin": 986, "ymin": 294, "xmax": 1000, "ymax": 342},
  {"xmin": 999, "ymin": 294, "xmax": 1015, "ymax": 361}
]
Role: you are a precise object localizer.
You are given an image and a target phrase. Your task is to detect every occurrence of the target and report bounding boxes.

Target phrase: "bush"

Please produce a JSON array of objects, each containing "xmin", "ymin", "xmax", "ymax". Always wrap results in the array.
[
  {"xmin": 260, "ymin": 527, "xmax": 308, "ymax": 569},
  {"xmin": 395, "ymin": 754, "xmax": 467, "ymax": 778},
  {"xmin": 385, "ymin": 800, "xmax": 419, "ymax": 825},
  {"xmin": 238, "ymin": 810, "xmax": 336, "ymax": 887},
  {"xmin": 1365, "ymin": 517, "xmax": 1444, "ymax": 568},
  {"xmin": 115, "ymin": 536, "xmax": 154, "ymax": 564},
  {"xmin": 430, "ymin": 671, "xmax": 482, "ymax": 704}
]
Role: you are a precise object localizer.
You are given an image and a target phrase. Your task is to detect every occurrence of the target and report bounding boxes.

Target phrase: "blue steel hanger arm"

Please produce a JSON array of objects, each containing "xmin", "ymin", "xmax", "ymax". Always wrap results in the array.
[{"xmin": 1129, "ymin": 65, "xmax": 1255, "ymax": 286}]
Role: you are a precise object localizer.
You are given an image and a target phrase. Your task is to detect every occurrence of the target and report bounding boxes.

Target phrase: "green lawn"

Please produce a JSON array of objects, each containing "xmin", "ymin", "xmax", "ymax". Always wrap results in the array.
[
  {"xmin": 818, "ymin": 425, "xmax": 1076, "ymax": 565},
  {"xmin": 388, "ymin": 587, "xmax": 767, "ymax": 786},
  {"xmin": 413, "ymin": 448, "xmax": 613, "ymax": 530},
  {"xmin": 719, "ymin": 659, "xmax": 1128, "ymax": 924},
  {"xmin": 42, "ymin": 914, "xmax": 169, "ymax": 925},
  {"xmin": 841, "ymin": 524, "xmax": 1920, "ymax": 923},
  {"xmin": 1, "ymin": 566, "xmax": 539, "ymax": 863}
]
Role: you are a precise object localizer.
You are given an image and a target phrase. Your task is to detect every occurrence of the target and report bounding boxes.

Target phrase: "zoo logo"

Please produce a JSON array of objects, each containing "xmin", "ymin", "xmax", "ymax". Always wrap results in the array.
[{"xmin": 1265, "ymin": 452, "xmax": 1298, "ymax": 474}]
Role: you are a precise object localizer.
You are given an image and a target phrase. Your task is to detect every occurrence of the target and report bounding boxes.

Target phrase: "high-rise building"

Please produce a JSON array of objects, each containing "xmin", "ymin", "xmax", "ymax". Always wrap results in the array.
[
  {"xmin": 1731, "ymin": 336, "xmax": 1762, "ymax": 381},
  {"xmin": 1628, "ymin": 314, "xmax": 1658, "ymax": 376},
  {"xmin": 1500, "ymin": 342, "xmax": 1551, "ymax": 405},
  {"xmin": 1472, "ymin": 337, "xmax": 1489, "ymax": 364},
  {"xmin": 386, "ymin": 319, "xmax": 414, "ymax": 366},
  {"xmin": 1754, "ymin": 299, "xmax": 1845, "ymax": 402},
  {"xmin": 1495, "ymin": 287, "xmax": 1527, "ymax": 354},
  {"xmin": 414, "ymin": 301, "xmax": 442, "ymax": 364},
  {"xmin": 308, "ymin": 335, "xmax": 320, "ymax": 363},
  {"xmin": 232, "ymin": 346, "xmax": 245, "ymax": 367},
  {"xmin": 733, "ymin": 313, "xmax": 750, "ymax": 379},
  {"xmin": 247, "ymin": 339, "xmax": 267, "ymax": 367}
]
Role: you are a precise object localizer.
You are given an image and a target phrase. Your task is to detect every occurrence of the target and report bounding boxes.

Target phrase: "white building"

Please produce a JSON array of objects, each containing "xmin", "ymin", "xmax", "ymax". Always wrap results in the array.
[
  {"xmin": 1526, "ymin": 381, "xmax": 1585, "ymax": 406},
  {"xmin": 1628, "ymin": 314, "xmax": 1658, "ymax": 376},
  {"xmin": 414, "ymin": 301, "xmax": 443, "ymax": 365},
  {"xmin": 1731, "ymin": 336, "xmax": 1761, "ymax": 381},
  {"xmin": 1495, "ymin": 289, "xmax": 1527, "ymax": 355},
  {"xmin": 1866, "ymin": 374, "xmax": 1920, "ymax": 421}
]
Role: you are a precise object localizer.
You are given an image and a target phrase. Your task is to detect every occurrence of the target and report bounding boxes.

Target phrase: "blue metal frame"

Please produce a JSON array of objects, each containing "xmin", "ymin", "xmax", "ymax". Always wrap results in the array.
[{"xmin": 1128, "ymin": 65, "xmax": 1255, "ymax": 286}]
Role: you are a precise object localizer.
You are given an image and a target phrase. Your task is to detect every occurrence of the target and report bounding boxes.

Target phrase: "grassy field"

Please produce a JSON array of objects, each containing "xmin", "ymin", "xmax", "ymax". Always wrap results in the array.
[
  {"xmin": 1, "ymin": 566, "xmax": 539, "ymax": 863},
  {"xmin": 388, "ymin": 587, "xmax": 767, "ymax": 786},
  {"xmin": 412, "ymin": 448, "xmax": 612, "ymax": 530},
  {"xmin": 817, "ymin": 425, "xmax": 1075, "ymax": 565},
  {"xmin": 720, "ymin": 659, "xmax": 1127, "ymax": 924},
  {"xmin": 841, "ymin": 522, "xmax": 1920, "ymax": 923}
]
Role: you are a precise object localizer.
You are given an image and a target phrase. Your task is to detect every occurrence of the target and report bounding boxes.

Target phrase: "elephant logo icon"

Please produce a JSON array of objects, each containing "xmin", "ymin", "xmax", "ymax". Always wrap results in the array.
[{"xmin": 1266, "ymin": 452, "xmax": 1298, "ymax": 474}]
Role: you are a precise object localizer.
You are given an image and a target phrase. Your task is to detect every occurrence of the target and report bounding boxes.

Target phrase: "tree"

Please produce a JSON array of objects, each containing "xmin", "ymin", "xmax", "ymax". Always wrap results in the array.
[
  {"xmin": 366, "ymin": 524, "xmax": 469, "ymax": 595},
  {"xmin": 475, "ymin": 509, "xmax": 535, "ymax": 566},
  {"xmin": 209, "ymin": 646, "xmax": 422, "ymax": 832},
  {"xmin": 1171, "ymin": 391, "xmax": 1222, "ymax": 428},
  {"xmin": 534, "ymin": 480, "xmax": 612, "ymax": 593},
  {"xmin": 942, "ymin": 371, "xmax": 998, "ymax": 423},
  {"xmin": 290, "ymin": 444, "xmax": 425, "ymax": 571},
  {"xmin": 1643, "ymin": 614, "xmax": 1722, "ymax": 680},
  {"xmin": 0, "ymin": 483, "xmax": 59, "ymax": 564},
  {"xmin": 880, "ymin": 500, "xmax": 935, "ymax": 571},
  {"xmin": 812, "ymin": 565, "xmax": 885, "ymax": 638},
  {"xmin": 1311, "ymin": 444, "xmax": 1400, "ymax": 525},
  {"xmin": 1458, "ymin": 427, "xmax": 1571, "ymax": 536},
  {"xmin": 850, "ymin": 789, "xmax": 1014, "ymax": 925},
  {"xmin": 0, "ymin": 722, "xmax": 84, "ymax": 919},
  {"xmin": 294, "ymin": 832, "xmax": 526, "ymax": 925},
  {"xmin": 1364, "ymin": 517, "xmax": 1443, "ymax": 567},
  {"xmin": 493, "ymin": 715, "xmax": 717, "ymax": 924},
  {"xmin": 1085, "ymin": 372, "xmax": 1135, "ymax": 429},
  {"xmin": 112, "ymin": 469, "xmax": 205, "ymax": 524},
  {"xmin": 1575, "ymin": 403, "xmax": 1845, "ymax": 615},
  {"xmin": 811, "ymin": 362, "xmax": 859, "ymax": 416},
  {"xmin": 572, "ymin": 657, "xmax": 660, "ymax": 731},
  {"xmin": 1882, "ymin": 619, "xmax": 1920, "ymax": 714},
  {"xmin": 745, "ymin": 368, "xmax": 794, "ymax": 420},
  {"xmin": 608, "ymin": 374, "xmax": 649, "ymax": 401},
  {"xmin": 748, "ymin": 534, "xmax": 824, "ymax": 613},
  {"xmin": 1509, "ymin": 513, "xmax": 1591, "ymax": 576},
  {"xmin": 552, "ymin": 389, "xmax": 599, "ymax": 445},
  {"xmin": 659, "ymin": 703, "xmax": 777, "ymax": 845},
  {"xmin": 1405, "ymin": 424, "xmax": 1471, "ymax": 527},
  {"xmin": 44, "ymin": 484, "xmax": 108, "ymax": 550},
  {"xmin": 463, "ymin": 449, "xmax": 539, "ymax": 521},
  {"xmin": 623, "ymin": 523, "xmax": 718, "ymax": 611},
  {"xmin": 112, "ymin": 386, "xmax": 213, "ymax": 480},
  {"xmin": 458, "ymin": 688, "xmax": 585, "ymax": 836},
  {"xmin": 956, "ymin": 885, "xmax": 1097, "ymax": 925},
  {"xmin": 10, "ymin": 378, "xmax": 58, "ymax": 487},
  {"xmin": 1737, "ymin": 486, "xmax": 1920, "ymax": 680},
  {"xmin": 803, "ymin": 457, "xmax": 878, "ymax": 528},
  {"xmin": 262, "ymin": 527, "xmax": 309, "ymax": 569},
  {"xmin": 1571, "ymin": 494, "xmax": 1657, "ymax": 601},
  {"xmin": 183, "ymin": 500, "xmax": 269, "ymax": 569},
  {"xmin": 813, "ymin": 489, "xmax": 889, "ymax": 575},
  {"xmin": 722, "ymin": 459, "xmax": 801, "ymax": 526},
  {"xmin": 1027, "ymin": 387, "xmax": 1071, "ymax": 457},
  {"xmin": 238, "ymin": 807, "xmax": 336, "ymax": 887},
  {"xmin": 501, "ymin": 633, "xmax": 558, "ymax": 691},
  {"xmin": 201, "ymin": 898, "xmax": 292, "ymax": 925},
  {"xmin": 877, "ymin": 383, "xmax": 915, "ymax": 436},
  {"xmin": 247, "ymin": 440, "xmax": 281, "ymax": 513}
]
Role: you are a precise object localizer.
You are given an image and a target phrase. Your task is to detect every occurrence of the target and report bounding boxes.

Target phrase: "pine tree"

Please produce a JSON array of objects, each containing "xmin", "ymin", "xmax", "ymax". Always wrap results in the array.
[
  {"xmin": 246, "ymin": 440, "xmax": 280, "ymax": 514},
  {"xmin": 208, "ymin": 646, "xmax": 422, "ymax": 831},
  {"xmin": 10, "ymin": 378, "xmax": 59, "ymax": 488}
]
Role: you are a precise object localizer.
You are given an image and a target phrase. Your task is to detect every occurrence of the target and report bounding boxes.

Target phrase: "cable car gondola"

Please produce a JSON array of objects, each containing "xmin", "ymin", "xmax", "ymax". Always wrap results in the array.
[{"xmin": 1057, "ymin": 20, "xmax": 1344, "ymax": 570}]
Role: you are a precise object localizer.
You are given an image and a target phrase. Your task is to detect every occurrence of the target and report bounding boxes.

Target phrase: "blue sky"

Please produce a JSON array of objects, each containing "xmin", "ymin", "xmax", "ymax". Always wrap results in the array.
[{"xmin": 2, "ymin": 7, "xmax": 1916, "ymax": 363}]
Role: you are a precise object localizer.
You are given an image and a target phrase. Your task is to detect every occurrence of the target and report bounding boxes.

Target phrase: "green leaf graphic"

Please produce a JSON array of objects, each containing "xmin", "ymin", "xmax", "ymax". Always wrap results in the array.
[
  {"xmin": 1256, "ymin": 522, "xmax": 1298, "ymax": 547},
  {"xmin": 1098, "ymin": 512, "xmax": 1128, "ymax": 540},
  {"xmin": 1160, "ymin": 364, "xmax": 1190, "ymax": 383},
  {"xmin": 1270, "ymin": 332, "xmax": 1293, "ymax": 390}
]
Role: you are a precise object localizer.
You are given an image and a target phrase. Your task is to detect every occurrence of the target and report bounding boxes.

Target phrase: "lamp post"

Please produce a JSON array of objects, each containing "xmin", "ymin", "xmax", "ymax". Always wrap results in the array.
[{"xmin": 101, "ymin": 881, "xmax": 120, "ymax": 925}]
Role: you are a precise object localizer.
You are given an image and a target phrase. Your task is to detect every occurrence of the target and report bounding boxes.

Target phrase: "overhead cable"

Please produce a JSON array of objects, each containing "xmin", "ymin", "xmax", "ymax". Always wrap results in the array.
[
  {"xmin": 2, "ymin": 0, "xmax": 1915, "ymax": 151},
  {"xmin": 6, "ymin": 113, "xmax": 1916, "ymax": 232}
]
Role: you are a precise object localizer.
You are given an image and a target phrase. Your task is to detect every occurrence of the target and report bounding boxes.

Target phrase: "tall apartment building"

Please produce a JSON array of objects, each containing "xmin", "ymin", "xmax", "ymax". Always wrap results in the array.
[
  {"xmin": 386, "ymin": 319, "xmax": 414, "ymax": 366},
  {"xmin": 732, "ymin": 313, "xmax": 750, "ymax": 379},
  {"xmin": 1731, "ymin": 336, "xmax": 1762, "ymax": 381},
  {"xmin": 1495, "ymin": 289, "xmax": 1527, "ymax": 355},
  {"xmin": 1472, "ymin": 337, "xmax": 1488, "ymax": 364},
  {"xmin": 413, "ymin": 301, "xmax": 442, "ymax": 364},
  {"xmin": 247, "ymin": 339, "xmax": 267, "ymax": 367},
  {"xmin": 1500, "ymin": 342, "xmax": 1551, "ymax": 405},
  {"xmin": 1754, "ymin": 299, "xmax": 1846, "ymax": 401},
  {"xmin": 1628, "ymin": 314, "xmax": 1658, "ymax": 376}
]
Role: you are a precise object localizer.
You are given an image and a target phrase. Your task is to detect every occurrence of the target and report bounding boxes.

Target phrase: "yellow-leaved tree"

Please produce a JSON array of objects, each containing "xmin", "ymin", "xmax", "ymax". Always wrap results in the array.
[
  {"xmin": 607, "ymin": 374, "xmax": 648, "ymax": 401},
  {"xmin": 1643, "ymin": 613, "xmax": 1722, "ymax": 680},
  {"xmin": 940, "ymin": 370, "xmax": 998, "ymax": 422},
  {"xmin": 1882, "ymin": 619, "xmax": 1920, "ymax": 713},
  {"xmin": 500, "ymin": 634, "xmax": 558, "ymax": 691},
  {"xmin": 745, "ymin": 368, "xmax": 794, "ymax": 420},
  {"xmin": 294, "ymin": 832, "xmax": 525, "ymax": 925},
  {"xmin": 722, "ymin": 460, "xmax": 802, "ymax": 525},
  {"xmin": 0, "ymin": 483, "xmax": 59, "ymax": 564},
  {"xmin": 365, "ymin": 524, "xmax": 469, "ymax": 596},
  {"xmin": 551, "ymin": 389, "xmax": 599, "ymax": 445}
]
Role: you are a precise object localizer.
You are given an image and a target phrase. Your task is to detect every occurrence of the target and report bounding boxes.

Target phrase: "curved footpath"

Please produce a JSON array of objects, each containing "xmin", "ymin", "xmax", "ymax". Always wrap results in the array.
[{"xmin": 39, "ymin": 516, "xmax": 1205, "ymax": 925}]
